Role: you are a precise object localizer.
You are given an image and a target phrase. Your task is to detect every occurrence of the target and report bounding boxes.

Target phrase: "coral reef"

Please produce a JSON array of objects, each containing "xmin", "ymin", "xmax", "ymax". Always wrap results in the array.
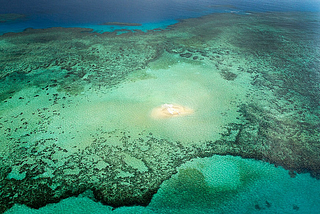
[{"xmin": 0, "ymin": 11, "xmax": 319, "ymax": 212}]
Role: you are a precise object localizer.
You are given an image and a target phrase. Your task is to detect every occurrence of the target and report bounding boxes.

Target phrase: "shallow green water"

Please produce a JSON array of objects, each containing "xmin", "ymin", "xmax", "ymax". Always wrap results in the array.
[{"xmin": 0, "ymin": 12, "xmax": 320, "ymax": 213}]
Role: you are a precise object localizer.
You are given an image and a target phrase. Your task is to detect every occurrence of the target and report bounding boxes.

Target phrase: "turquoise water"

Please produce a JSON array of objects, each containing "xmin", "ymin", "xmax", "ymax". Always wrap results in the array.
[{"xmin": 1, "ymin": 0, "xmax": 320, "ymax": 213}]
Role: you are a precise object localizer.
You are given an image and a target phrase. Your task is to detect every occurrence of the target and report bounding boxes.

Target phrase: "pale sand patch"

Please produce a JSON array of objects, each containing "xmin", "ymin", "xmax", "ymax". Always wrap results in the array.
[{"xmin": 57, "ymin": 59, "xmax": 249, "ymax": 145}]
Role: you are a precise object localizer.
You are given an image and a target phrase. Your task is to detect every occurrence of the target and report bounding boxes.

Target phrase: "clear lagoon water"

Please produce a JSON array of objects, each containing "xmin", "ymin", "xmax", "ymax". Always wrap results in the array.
[{"xmin": 1, "ymin": 0, "xmax": 320, "ymax": 213}]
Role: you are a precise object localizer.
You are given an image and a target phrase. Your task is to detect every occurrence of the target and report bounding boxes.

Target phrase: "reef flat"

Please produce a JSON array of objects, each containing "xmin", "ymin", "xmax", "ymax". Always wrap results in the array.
[{"xmin": 0, "ymin": 12, "xmax": 319, "ymax": 212}]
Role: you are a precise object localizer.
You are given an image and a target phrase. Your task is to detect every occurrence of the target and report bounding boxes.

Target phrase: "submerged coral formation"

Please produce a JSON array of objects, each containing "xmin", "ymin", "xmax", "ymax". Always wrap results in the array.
[{"xmin": 0, "ymin": 11, "xmax": 319, "ymax": 213}]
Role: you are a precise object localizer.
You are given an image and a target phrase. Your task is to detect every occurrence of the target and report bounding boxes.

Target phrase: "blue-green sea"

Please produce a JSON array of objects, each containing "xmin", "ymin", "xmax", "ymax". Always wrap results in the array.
[{"xmin": 0, "ymin": 0, "xmax": 320, "ymax": 213}]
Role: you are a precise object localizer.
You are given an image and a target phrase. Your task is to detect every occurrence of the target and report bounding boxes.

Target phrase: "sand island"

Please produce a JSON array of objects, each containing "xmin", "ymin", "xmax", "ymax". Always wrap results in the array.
[{"xmin": 151, "ymin": 103, "xmax": 194, "ymax": 119}]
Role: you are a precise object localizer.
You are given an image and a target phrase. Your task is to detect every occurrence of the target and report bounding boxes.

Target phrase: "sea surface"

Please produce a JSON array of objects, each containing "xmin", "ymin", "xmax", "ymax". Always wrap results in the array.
[
  {"xmin": 1, "ymin": 0, "xmax": 320, "ymax": 34},
  {"xmin": 1, "ymin": 0, "xmax": 320, "ymax": 213}
]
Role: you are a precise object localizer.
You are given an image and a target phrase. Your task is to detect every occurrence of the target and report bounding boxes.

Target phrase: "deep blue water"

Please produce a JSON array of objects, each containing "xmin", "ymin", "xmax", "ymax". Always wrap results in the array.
[{"xmin": 1, "ymin": 0, "xmax": 320, "ymax": 34}]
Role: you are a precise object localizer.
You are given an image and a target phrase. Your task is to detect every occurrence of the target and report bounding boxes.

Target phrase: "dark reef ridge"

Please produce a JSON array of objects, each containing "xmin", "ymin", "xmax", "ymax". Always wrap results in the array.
[{"xmin": 0, "ymin": 13, "xmax": 26, "ymax": 23}]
